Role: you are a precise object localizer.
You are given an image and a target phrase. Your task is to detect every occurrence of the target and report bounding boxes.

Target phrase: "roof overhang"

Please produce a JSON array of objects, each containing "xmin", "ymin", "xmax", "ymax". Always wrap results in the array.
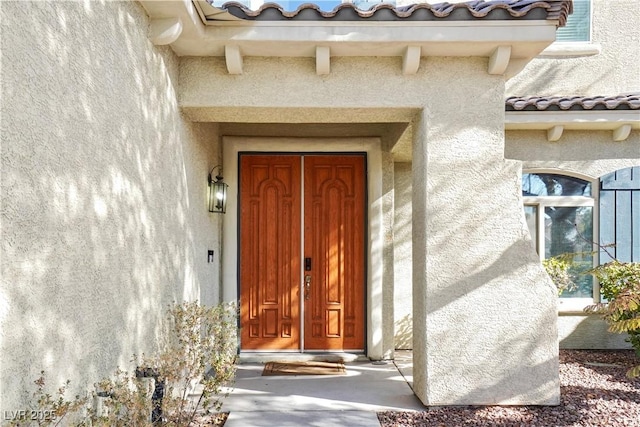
[
  {"xmin": 139, "ymin": 1, "xmax": 569, "ymax": 77},
  {"xmin": 505, "ymin": 110, "xmax": 640, "ymax": 142}
]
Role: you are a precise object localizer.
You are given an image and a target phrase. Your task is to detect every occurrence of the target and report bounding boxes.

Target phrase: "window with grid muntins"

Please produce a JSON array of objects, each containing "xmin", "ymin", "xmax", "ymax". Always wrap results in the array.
[{"xmin": 556, "ymin": 0, "xmax": 591, "ymax": 42}]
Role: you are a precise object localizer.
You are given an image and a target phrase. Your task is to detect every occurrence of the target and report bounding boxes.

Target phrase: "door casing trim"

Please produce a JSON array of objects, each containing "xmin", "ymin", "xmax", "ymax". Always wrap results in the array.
[{"xmin": 222, "ymin": 137, "xmax": 384, "ymax": 359}]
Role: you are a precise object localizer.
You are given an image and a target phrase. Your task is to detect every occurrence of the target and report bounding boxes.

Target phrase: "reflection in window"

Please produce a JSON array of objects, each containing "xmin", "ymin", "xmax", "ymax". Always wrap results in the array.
[
  {"xmin": 522, "ymin": 173, "xmax": 595, "ymax": 298},
  {"xmin": 522, "ymin": 173, "xmax": 591, "ymax": 197},
  {"xmin": 544, "ymin": 206, "xmax": 594, "ymax": 298},
  {"xmin": 524, "ymin": 205, "xmax": 537, "ymax": 251}
]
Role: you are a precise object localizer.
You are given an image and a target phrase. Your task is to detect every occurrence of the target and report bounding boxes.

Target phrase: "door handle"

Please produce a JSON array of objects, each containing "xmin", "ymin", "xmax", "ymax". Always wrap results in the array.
[{"xmin": 304, "ymin": 275, "xmax": 311, "ymax": 300}]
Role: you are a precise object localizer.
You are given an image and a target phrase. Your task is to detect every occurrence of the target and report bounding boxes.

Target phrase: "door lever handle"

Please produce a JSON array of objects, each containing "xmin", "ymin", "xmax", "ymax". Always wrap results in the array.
[{"xmin": 304, "ymin": 275, "xmax": 311, "ymax": 300}]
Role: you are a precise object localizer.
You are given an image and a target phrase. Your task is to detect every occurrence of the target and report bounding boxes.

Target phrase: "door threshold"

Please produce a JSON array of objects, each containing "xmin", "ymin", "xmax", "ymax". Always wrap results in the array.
[{"xmin": 237, "ymin": 351, "xmax": 367, "ymax": 364}]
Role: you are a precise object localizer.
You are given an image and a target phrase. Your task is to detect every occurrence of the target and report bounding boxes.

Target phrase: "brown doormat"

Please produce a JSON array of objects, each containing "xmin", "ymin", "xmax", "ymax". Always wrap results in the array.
[{"xmin": 262, "ymin": 361, "xmax": 346, "ymax": 376}]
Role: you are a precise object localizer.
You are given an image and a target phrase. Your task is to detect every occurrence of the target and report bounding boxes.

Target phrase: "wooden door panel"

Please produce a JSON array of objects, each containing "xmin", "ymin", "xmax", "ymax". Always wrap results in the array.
[
  {"xmin": 304, "ymin": 155, "xmax": 365, "ymax": 350},
  {"xmin": 240, "ymin": 155, "xmax": 301, "ymax": 350}
]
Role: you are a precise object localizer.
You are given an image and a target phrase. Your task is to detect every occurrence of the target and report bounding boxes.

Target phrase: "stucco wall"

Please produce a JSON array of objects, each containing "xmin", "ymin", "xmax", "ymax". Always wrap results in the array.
[
  {"xmin": 0, "ymin": 1, "xmax": 221, "ymax": 410},
  {"xmin": 507, "ymin": 0, "xmax": 640, "ymax": 96},
  {"xmin": 506, "ymin": 129, "xmax": 640, "ymax": 350},
  {"xmin": 393, "ymin": 125, "xmax": 639, "ymax": 353},
  {"xmin": 393, "ymin": 163, "xmax": 412, "ymax": 350},
  {"xmin": 410, "ymin": 58, "xmax": 558, "ymax": 405},
  {"xmin": 180, "ymin": 57, "xmax": 425, "ymax": 119},
  {"xmin": 505, "ymin": 0, "xmax": 640, "ymax": 349},
  {"xmin": 182, "ymin": 52, "xmax": 560, "ymax": 404},
  {"xmin": 559, "ymin": 314, "xmax": 631, "ymax": 349},
  {"xmin": 506, "ymin": 129, "xmax": 640, "ymax": 172}
]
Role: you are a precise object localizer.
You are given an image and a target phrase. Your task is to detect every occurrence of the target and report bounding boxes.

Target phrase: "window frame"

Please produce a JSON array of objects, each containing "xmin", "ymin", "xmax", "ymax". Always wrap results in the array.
[
  {"xmin": 522, "ymin": 170, "xmax": 600, "ymax": 310},
  {"xmin": 555, "ymin": 0, "xmax": 592, "ymax": 43},
  {"xmin": 540, "ymin": 0, "xmax": 600, "ymax": 57}
]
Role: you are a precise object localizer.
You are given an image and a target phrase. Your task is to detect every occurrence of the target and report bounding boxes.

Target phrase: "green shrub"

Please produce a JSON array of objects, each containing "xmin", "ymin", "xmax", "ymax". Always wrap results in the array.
[
  {"xmin": 542, "ymin": 254, "xmax": 578, "ymax": 296},
  {"xmin": 585, "ymin": 261, "xmax": 640, "ymax": 377},
  {"xmin": 542, "ymin": 235, "xmax": 640, "ymax": 378}
]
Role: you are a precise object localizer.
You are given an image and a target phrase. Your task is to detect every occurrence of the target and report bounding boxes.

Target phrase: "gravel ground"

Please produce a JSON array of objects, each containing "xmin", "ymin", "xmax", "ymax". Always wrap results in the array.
[{"xmin": 378, "ymin": 350, "xmax": 640, "ymax": 427}]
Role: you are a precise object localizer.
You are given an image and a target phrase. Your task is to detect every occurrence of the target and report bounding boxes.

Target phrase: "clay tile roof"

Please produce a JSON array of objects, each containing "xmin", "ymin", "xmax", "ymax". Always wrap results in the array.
[
  {"xmin": 218, "ymin": 1, "xmax": 572, "ymax": 25},
  {"xmin": 505, "ymin": 94, "xmax": 640, "ymax": 111}
]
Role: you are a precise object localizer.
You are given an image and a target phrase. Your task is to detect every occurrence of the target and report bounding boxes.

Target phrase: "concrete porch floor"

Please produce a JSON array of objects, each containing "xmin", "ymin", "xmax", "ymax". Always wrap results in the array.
[{"xmin": 222, "ymin": 350, "xmax": 422, "ymax": 427}]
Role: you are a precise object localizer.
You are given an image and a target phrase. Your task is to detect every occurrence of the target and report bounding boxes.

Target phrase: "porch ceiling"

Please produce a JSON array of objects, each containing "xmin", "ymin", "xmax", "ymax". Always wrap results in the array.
[{"xmin": 212, "ymin": 110, "xmax": 639, "ymax": 162}]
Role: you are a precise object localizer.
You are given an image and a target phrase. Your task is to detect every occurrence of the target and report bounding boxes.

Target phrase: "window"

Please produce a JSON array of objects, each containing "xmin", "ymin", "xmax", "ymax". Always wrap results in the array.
[
  {"xmin": 523, "ymin": 168, "xmax": 639, "ymax": 303},
  {"xmin": 556, "ymin": 0, "xmax": 591, "ymax": 42},
  {"xmin": 522, "ymin": 173, "xmax": 595, "ymax": 298}
]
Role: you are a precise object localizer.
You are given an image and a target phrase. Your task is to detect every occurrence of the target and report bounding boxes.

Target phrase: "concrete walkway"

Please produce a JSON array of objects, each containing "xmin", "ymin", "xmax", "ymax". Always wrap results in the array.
[{"xmin": 222, "ymin": 351, "xmax": 423, "ymax": 427}]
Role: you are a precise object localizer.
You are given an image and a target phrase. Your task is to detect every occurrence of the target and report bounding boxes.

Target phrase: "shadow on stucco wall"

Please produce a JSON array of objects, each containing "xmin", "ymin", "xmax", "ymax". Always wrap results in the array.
[
  {"xmin": 506, "ymin": 0, "xmax": 640, "ymax": 97},
  {"xmin": 394, "ymin": 314, "xmax": 412, "ymax": 350},
  {"xmin": 410, "ymin": 110, "xmax": 559, "ymax": 402},
  {"xmin": 506, "ymin": 54, "xmax": 609, "ymax": 96},
  {"xmin": 451, "ymin": 316, "xmax": 560, "ymax": 405},
  {"xmin": 393, "ymin": 162, "xmax": 412, "ymax": 351},
  {"xmin": 560, "ymin": 314, "xmax": 631, "ymax": 349},
  {"xmin": 422, "ymin": 213, "xmax": 559, "ymax": 403},
  {"xmin": 1, "ymin": 1, "xmax": 219, "ymax": 409}
]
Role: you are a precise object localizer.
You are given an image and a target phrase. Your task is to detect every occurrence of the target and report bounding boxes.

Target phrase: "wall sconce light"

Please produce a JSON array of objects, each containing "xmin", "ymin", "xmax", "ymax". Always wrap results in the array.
[{"xmin": 208, "ymin": 165, "xmax": 228, "ymax": 214}]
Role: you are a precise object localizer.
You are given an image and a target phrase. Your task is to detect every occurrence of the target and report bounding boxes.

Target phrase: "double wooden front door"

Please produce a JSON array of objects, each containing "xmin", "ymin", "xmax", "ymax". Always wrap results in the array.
[{"xmin": 239, "ymin": 154, "xmax": 365, "ymax": 351}]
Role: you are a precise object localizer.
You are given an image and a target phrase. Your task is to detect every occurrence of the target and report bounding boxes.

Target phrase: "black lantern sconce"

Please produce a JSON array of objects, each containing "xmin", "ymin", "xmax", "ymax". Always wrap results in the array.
[{"xmin": 208, "ymin": 165, "xmax": 228, "ymax": 214}]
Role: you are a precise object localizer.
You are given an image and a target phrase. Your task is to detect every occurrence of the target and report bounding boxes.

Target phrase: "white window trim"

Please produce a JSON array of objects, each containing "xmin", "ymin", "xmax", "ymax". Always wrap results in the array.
[
  {"xmin": 522, "ymin": 169, "xmax": 601, "ymax": 311},
  {"xmin": 540, "ymin": 0, "xmax": 598, "ymax": 57},
  {"xmin": 558, "ymin": 297, "xmax": 597, "ymax": 314},
  {"xmin": 524, "ymin": 196, "xmax": 594, "ymax": 207},
  {"xmin": 539, "ymin": 42, "xmax": 601, "ymax": 57}
]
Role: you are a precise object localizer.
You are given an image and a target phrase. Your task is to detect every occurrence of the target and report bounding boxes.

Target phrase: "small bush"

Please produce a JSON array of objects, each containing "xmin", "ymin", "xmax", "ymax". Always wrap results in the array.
[
  {"xmin": 142, "ymin": 300, "xmax": 238, "ymax": 425},
  {"xmin": 541, "ymin": 229, "xmax": 640, "ymax": 378},
  {"xmin": 10, "ymin": 301, "xmax": 238, "ymax": 426},
  {"xmin": 89, "ymin": 368, "xmax": 153, "ymax": 426},
  {"xmin": 5, "ymin": 372, "xmax": 87, "ymax": 426},
  {"xmin": 543, "ymin": 254, "xmax": 578, "ymax": 296},
  {"xmin": 585, "ymin": 261, "xmax": 640, "ymax": 377}
]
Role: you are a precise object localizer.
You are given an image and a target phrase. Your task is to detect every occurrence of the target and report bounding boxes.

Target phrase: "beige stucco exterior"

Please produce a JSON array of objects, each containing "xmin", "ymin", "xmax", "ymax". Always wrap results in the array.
[
  {"xmin": 393, "ymin": 0, "xmax": 640, "ymax": 352},
  {"xmin": 409, "ymin": 60, "xmax": 559, "ymax": 404},
  {"xmin": 394, "ymin": 129, "xmax": 640, "ymax": 353},
  {"xmin": 1, "ymin": 0, "xmax": 638, "ymax": 410},
  {"xmin": 507, "ymin": 0, "xmax": 640, "ymax": 350},
  {"xmin": 510, "ymin": 130, "xmax": 640, "ymax": 349},
  {"xmin": 1, "ymin": 0, "xmax": 222, "ymax": 410},
  {"xmin": 508, "ymin": 0, "xmax": 640, "ymax": 96}
]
